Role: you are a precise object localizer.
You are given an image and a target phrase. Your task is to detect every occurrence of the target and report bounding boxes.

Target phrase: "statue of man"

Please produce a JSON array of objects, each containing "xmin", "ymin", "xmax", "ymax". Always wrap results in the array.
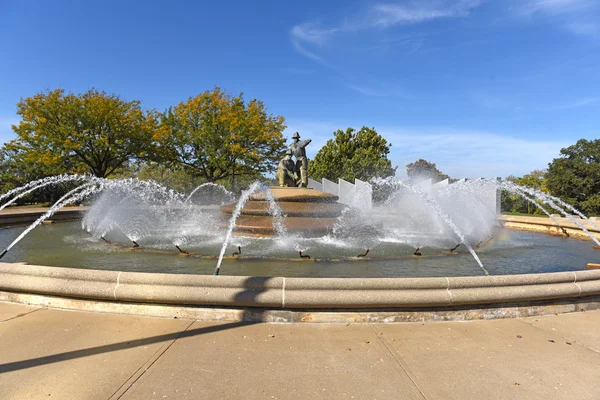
[
  {"xmin": 290, "ymin": 132, "xmax": 311, "ymax": 187},
  {"xmin": 276, "ymin": 149, "xmax": 298, "ymax": 187}
]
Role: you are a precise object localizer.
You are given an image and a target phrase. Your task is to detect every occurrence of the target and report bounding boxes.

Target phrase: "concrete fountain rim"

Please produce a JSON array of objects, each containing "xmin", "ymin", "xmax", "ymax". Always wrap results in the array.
[{"xmin": 1, "ymin": 262, "xmax": 600, "ymax": 323}]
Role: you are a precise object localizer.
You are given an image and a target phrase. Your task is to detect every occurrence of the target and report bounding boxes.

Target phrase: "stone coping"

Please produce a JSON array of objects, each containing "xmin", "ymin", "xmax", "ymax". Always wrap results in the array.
[
  {"xmin": 0, "ymin": 206, "xmax": 88, "ymax": 227},
  {"xmin": 500, "ymin": 214, "xmax": 600, "ymax": 233},
  {"xmin": 1, "ymin": 262, "xmax": 600, "ymax": 310}
]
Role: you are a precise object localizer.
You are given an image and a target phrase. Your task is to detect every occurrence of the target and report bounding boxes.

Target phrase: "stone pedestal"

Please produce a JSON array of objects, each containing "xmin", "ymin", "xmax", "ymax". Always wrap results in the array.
[{"xmin": 220, "ymin": 187, "xmax": 344, "ymax": 237}]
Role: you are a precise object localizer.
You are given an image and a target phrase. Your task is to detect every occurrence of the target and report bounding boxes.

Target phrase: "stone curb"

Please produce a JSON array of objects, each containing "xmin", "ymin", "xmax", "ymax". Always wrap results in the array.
[
  {"xmin": 2, "ymin": 263, "xmax": 600, "ymax": 309},
  {"xmin": 500, "ymin": 215, "xmax": 600, "ymax": 235}
]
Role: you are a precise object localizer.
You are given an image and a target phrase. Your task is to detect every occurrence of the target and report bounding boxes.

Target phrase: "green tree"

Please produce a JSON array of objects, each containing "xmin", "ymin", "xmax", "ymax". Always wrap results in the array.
[
  {"xmin": 405, "ymin": 159, "xmax": 449, "ymax": 183},
  {"xmin": 309, "ymin": 127, "xmax": 396, "ymax": 182},
  {"xmin": 500, "ymin": 170, "xmax": 547, "ymax": 215},
  {"xmin": 155, "ymin": 87, "xmax": 286, "ymax": 192},
  {"xmin": 0, "ymin": 143, "xmax": 80, "ymax": 204},
  {"xmin": 11, "ymin": 88, "xmax": 156, "ymax": 178},
  {"xmin": 546, "ymin": 139, "xmax": 600, "ymax": 215}
]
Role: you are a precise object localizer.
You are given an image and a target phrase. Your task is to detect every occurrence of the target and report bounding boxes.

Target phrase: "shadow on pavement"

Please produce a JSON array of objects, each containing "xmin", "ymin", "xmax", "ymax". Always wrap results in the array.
[{"xmin": 0, "ymin": 276, "xmax": 273, "ymax": 373}]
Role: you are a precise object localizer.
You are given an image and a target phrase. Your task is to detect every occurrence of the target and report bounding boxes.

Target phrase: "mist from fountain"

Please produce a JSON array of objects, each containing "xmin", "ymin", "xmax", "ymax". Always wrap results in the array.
[
  {"xmin": 373, "ymin": 177, "xmax": 488, "ymax": 275},
  {"xmin": 501, "ymin": 181, "xmax": 600, "ymax": 246},
  {"xmin": 214, "ymin": 181, "xmax": 263, "ymax": 275},
  {"xmin": 0, "ymin": 175, "xmax": 91, "ymax": 212},
  {"xmin": 185, "ymin": 182, "xmax": 234, "ymax": 204},
  {"xmin": 5, "ymin": 182, "xmax": 103, "ymax": 252},
  {"xmin": 2, "ymin": 174, "xmax": 599, "ymax": 276}
]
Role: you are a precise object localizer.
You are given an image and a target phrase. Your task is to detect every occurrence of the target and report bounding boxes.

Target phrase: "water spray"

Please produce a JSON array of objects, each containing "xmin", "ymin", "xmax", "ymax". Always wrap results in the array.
[
  {"xmin": 413, "ymin": 248, "xmax": 422, "ymax": 256},
  {"xmin": 298, "ymin": 251, "xmax": 311, "ymax": 259},
  {"xmin": 175, "ymin": 245, "xmax": 189, "ymax": 254},
  {"xmin": 357, "ymin": 249, "xmax": 370, "ymax": 258}
]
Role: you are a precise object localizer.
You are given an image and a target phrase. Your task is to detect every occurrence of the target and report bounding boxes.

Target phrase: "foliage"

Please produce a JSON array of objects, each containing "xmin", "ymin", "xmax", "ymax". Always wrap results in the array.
[
  {"xmin": 309, "ymin": 127, "xmax": 396, "ymax": 182},
  {"xmin": 10, "ymin": 88, "xmax": 156, "ymax": 178},
  {"xmin": 154, "ymin": 87, "xmax": 286, "ymax": 192},
  {"xmin": 546, "ymin": 139, "xmax": 600, "ymax": 216},
  {"xmin": 0, "ymin": 141, "xmax": 78, "ymax": 204},
  {"xmin": 405, "ymin": 159, "xmax": 449, "ymax": 183},
  {"xmin": 500, "ymin": 170, "xmax": 548, "ymax": 215}
]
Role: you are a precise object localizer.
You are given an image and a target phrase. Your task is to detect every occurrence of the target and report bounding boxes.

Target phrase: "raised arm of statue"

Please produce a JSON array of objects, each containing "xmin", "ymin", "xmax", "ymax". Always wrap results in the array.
[{"xmin": 300, "ymin": 139, "xmax": 312, "ymax": 148}]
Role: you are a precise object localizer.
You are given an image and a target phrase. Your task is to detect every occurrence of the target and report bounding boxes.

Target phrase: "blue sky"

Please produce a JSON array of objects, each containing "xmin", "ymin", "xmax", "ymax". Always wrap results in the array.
[{"xmin": 0, "ymin": 0, "xmax": 599, "ymax": 178}]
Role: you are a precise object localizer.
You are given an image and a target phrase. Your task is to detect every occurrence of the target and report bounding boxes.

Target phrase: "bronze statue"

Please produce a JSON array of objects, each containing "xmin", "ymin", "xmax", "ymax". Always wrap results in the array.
[
  {"xmin": 290, "ymin": 132, "xmax": 311, "ymax": 187},
  {"xmin": 276, "ymin": 149, "xmax": 298, "ymax": 187}
]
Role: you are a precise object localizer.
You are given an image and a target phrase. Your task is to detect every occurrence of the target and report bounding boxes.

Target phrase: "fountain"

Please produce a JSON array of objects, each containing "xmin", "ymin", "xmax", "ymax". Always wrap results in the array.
[{"xmin": 0, "ymin": 134, "xmax": 599, "ymax": 322}]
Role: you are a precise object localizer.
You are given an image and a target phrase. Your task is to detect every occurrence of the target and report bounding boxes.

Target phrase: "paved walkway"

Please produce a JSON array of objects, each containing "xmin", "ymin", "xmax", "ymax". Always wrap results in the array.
[{"xmin": 1, "ymin": 302, "xmax": 600, "ymax": 399}]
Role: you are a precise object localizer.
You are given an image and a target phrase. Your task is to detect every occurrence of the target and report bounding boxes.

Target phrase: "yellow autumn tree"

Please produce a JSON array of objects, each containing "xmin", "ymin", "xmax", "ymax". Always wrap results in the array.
[
  {"xmin": 11, "ymin": 88, "xmax": 157, "ymax": 178},
  {"xmin": 155, "ymin": 87, "xmax": 286, "ymax": 190}
]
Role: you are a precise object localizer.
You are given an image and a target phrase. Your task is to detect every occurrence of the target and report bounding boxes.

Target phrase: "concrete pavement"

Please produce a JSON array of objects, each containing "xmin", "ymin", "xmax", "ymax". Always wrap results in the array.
[{"xmin": 1, "ymin": 302, "xmax": 600, "ymax": 400}]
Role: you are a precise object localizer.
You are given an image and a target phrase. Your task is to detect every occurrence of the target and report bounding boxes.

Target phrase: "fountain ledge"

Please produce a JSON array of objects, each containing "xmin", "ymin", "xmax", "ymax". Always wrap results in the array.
[
  {"xmin": 2, "ymin": 263, "xmax": 600, "ymax": 322},
  {"xmin": 500, "ymin": 215, "xmax": 600, "ymax": 241}
]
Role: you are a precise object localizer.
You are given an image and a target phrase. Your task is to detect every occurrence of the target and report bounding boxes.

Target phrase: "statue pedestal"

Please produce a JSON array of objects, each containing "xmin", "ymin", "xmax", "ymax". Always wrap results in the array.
[{"xmin": 220, "ymin": 187, "xmax": 344, "ymax": 237}]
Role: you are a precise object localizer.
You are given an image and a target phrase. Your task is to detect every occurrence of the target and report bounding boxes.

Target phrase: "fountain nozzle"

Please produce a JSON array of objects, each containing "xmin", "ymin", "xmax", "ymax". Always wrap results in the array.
[
  {"xmin": 413, "ymin": 248, "xmax": 422, "ymax": 256},
  {"xmin": 0, "ymin": 249, "xmax": 7, "ymax": 259},
  {"xmin": 175, "ymin": 245, "xmax": 189, "ymax": 254},
  {"xmin": 299, "ymin": 251, "xmax": 311, "ymax": 259},
  {"xmin": 100, "ymin": 236, "xmax": 112, "ymax": 244},
  {"xmin": 232, "ymin": 246, "xmax": 241, "ymax": 256},
  {"xmin": 449, "ymin": 244, "xmax": 460, "ymax": 252},
  {"xmin": 131, "ymin": 240, "xmax": 140, "ymax": 248},
  {"xmin": 561, "ymin": 227, "xmax": 570, "ymax": 237},
  {"xmin": 357, "ymin": 249, "xmax": 370, "ymax": 258}
]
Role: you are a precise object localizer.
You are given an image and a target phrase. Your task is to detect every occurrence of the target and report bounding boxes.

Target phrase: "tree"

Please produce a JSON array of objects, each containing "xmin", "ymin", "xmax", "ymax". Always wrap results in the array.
[
  {"xmin": 0, "ymin": 143, "xmax": 81, "ymax": 204},
  {"xmin": 11, "ymin": 88, "xmax": 156, "ymax": 178},
  {"xmin": 546, "ymin": 139, "xmax": 600, "ymax": 215},
  {"xmin": 309, "ymin": 127, "xmax": 396, "ymax": 182},
  {"xmin": 154, "ymin": 87, "xmax": 286, "ymax": 191},
  {"xmin": 405, "ymin": 159, "xmax": 449, "ymax": 183},
  {"xmin": 500, "ymin": 171, "xmax": 547, "ymax": 215}
]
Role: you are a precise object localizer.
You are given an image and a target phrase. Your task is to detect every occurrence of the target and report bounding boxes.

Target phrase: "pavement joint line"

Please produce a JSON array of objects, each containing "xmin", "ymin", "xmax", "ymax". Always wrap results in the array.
[
  {"xmin": 109, "ymin": 319, "xmax": 196, "ymax": 400},
  {"xmin": 572, "ymin": 272, "xmax": 582, "ymax": 297},
  {"xmin": 368, "ymin": 323, "xmax": 429, "ymax": 400},
  {"xmin": 281, "ymin": 277, "xmax": 286, "ymax": 308},
  {"xmin": 0, "ymin": 306, "xmax": 46, "ymax": 324},
  {"xmin": 518, "ymin": 316, "xmax": 600, "ymax": 355},
  {"xmin": 113, "ymin": 271, "xmax": 122, "ymax": 299},
  {"xmin": 445, "ymin": 277, "xmax": 453, "ymax": 305}
]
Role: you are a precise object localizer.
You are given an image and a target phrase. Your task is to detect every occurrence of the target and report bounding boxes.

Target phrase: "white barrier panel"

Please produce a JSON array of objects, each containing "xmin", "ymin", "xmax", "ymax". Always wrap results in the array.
[
  {"xmin": 434, "ymin": 178, "xmax": 449, "ymax": 187},
  {"xmin": 338, "ymin": 179, "xmax": 356, "ymax": 206},
  {"xmin": 308, "ymin": 178, "xmax": 322, "ymax": 192},
  {"xmin": 322, "ymin": 178, "xmax": 339, "ymax": 196},
  {"xmin": 355, "ymin": 178, "xmax": 373, "ymax": 210}
]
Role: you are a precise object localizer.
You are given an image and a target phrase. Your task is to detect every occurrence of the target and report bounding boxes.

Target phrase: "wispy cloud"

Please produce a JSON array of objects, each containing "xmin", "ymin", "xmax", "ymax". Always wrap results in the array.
[
  {"xmin": 286, "ymin": 119, "xmax": 568, "ymax": 178},
  {"xmin": 381, "ymin": 128, "xmax": 568, "ymax": 178},
  {"xmin": 544, "ymin": 97, "xmax": 599, "ymax": 110},
  {"xmin": 291, "ymin": 1, "xmax": 484, "ymax": 47},
  {"xmin": 290, "ymin": 1, "xmax": 486, "ymax": 96},
  {"xmin": 516, "ymin": 0, "xmax": 594, "ymax": 16},
  {"xmin": 564, "ymin": 21, "xmax": 600, "ymax": 36},
  {"xmin": 369, "ymin": 1, "xmax": 484, "ymax": 28},
  {"xmin": 514, "ymin": 0, "xmax": 600, "ymax": 37}
]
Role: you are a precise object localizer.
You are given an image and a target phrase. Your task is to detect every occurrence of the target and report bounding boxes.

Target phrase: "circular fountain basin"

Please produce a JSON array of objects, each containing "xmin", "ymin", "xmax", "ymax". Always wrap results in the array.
[{"xmin": 1, "ymin": 217, "xmax": 600, "ymax": 322}]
